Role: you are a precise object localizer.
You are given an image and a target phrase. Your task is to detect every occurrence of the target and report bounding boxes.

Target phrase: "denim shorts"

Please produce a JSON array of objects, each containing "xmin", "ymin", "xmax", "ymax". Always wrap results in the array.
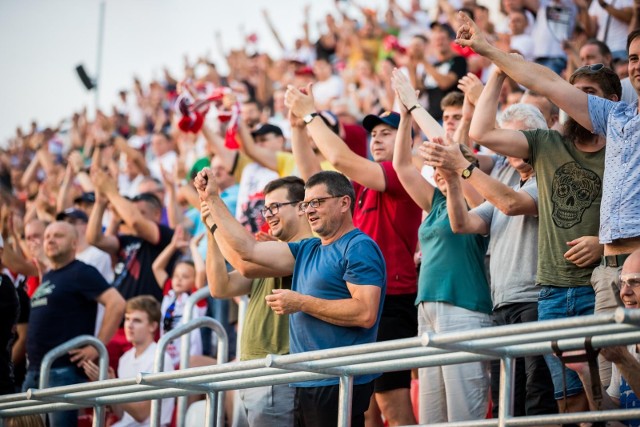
[{"xmin": 537, "ymin": 285, "xmax": 595, "ymax": 399}]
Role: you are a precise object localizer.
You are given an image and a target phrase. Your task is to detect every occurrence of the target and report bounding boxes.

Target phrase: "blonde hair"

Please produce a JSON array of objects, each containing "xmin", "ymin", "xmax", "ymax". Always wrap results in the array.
[{"xmin": 6, "ymin": 415, "xmax": 46, "ymax": 427}]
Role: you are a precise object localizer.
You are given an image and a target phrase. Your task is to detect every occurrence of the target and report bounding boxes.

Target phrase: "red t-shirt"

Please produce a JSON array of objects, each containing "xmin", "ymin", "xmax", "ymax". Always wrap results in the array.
[{"xmin": 352, "ymin": 161, "xmax": 421, "ymax": 295}]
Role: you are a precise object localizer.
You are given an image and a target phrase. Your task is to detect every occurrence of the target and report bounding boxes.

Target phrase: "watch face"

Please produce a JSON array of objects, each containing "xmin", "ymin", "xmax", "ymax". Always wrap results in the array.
[{"xmin": 462, "ymin": 169, "xmax": 471, "ymax": 178}]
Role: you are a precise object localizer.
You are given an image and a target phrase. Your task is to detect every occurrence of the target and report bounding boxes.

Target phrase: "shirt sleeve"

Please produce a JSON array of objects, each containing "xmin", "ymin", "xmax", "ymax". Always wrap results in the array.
[
  {"xmin": 470, "ymin": 201, "xmax": 494, "ymax": 227},
  {"xmin": 343, "ymin": 237, "xmax": 386, "ymax": 288},
  {"xmin": 380, "ymin": 161, "xmax": 412, "ymax": 199},
  {"xmin": 588, "ymin": 94, "xmax": 616, "ymax": 136}
]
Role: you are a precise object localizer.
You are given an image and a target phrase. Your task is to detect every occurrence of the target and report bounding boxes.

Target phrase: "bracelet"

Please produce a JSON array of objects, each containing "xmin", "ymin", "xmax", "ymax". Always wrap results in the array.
[
  {"xmin": 407, "ymin": 104, "xmax": 421, "ymax": 113},
  {"xmin": 208, "ymin": 223, "xmax": 218, "ymax": 235}
]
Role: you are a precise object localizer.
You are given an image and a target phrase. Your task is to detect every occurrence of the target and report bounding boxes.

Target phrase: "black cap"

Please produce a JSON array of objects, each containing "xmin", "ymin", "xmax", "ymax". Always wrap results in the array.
[
  {"xmin": 251, "ymin": 123, "xmax": 284, "ymax": 139},
  {"xmin": 73, "ymin": 192, "xmax": 96, "ymax": 205},
  {"xmin": 362, "ymin": 111, "xmax": 401, "ymax": 133},
  {"xmin": 56, "ymin": 208, "xmax": 89, "ymax": 223}
]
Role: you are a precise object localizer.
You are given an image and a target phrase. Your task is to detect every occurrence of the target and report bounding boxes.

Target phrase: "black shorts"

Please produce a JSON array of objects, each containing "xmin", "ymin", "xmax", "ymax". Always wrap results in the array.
[{"xmin": 374, "ymin": 293, "xmax": 418, "ymax": 393}]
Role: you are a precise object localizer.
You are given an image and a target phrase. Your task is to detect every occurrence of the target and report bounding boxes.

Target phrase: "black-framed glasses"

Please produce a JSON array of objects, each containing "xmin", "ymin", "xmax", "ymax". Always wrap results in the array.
[
  {"xmin": 299, "ymin": 196, "xmax": 343, "ymax": 213},
  {"xmin": 260, "ymin": 201, "xmax": 301, "ymax": 217},
  {"xmin": 575, "ymin": 63, "xmax": 605, "ymax": 73}
]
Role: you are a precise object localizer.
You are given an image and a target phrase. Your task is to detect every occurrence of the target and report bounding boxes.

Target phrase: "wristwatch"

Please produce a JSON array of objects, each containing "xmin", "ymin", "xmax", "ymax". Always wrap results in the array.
[
  {"xmin": 461, "ymin": 163, "xmax": 476, "ymax": 179},
  {"xmin": 303, "ymin": 112, "xmax": 319, "ymax": 124}
]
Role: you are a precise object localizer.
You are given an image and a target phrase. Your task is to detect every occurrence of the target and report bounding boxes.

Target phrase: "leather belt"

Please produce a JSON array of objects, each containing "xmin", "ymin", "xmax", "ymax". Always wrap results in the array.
[{"xmin": 601, "ymin": 253, "xmax": 631, "ymax": 268}]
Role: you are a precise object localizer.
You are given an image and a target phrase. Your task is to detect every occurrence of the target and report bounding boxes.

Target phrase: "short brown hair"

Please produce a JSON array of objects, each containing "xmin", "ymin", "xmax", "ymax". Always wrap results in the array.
[
  {"xmin": 441, "ymin": 92, "xmax": 464, "ymax": 110},
  {"xmin": 569, "ymin": 65, "xmax": 621, "ymax": 100},
  {"xmin": 126, "ymin": 295, "xmax": 161, "ymax": 325}
]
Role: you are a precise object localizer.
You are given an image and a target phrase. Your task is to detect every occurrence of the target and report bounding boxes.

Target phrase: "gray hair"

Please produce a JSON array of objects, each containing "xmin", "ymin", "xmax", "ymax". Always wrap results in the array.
[{"xmin": 498, "ymin": 103, "xmax": 548, "ymax": 130}]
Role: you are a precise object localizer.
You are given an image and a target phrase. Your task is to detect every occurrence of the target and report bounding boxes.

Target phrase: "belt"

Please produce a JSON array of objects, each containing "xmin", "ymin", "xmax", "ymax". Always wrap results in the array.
[{"xmin": 601, "ymin": 253, "xmax": 631, "ymax": 268}]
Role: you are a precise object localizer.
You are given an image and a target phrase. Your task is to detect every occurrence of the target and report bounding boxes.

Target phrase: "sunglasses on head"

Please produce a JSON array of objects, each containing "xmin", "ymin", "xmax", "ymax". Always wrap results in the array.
[{"xmin": 575, "ymin": 63, "xmax": 605, "ymax": 73}]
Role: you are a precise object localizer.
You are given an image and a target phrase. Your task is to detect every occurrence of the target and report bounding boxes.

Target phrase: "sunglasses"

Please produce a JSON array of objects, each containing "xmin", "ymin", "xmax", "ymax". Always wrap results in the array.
[{"xmin": 574, "ymin": 63, "xmax": 605, "ymax": 73}]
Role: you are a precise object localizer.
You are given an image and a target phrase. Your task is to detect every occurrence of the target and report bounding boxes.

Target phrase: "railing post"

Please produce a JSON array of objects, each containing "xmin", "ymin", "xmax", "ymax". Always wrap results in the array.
[
  {"xmin": 176, "ymin": 287, "xmax": 211, "ymax": 427},
  {"xmin": 337, "ymin": 375, "xmax": 353, "ymax": 427},
  {"xmin": 498, "ymin": 357, "xmax": 515, "ymax": 427},
  {"xmin": 150, "ymin": 317, "xmax": 227, "ymax": 427},
  {"xmin": 38, "ymin": 335, "xmax": 108, "ymax": 427}
]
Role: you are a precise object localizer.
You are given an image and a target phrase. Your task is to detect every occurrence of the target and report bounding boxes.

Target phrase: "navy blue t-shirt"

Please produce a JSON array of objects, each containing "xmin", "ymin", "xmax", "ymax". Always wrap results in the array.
[
  {"xmin": 27, "ymin": 260, "xmax": 110, "ymax": 370},
  {"xmin": 287, "ymin": 229, "xmax": 386, "ymax": 387}
]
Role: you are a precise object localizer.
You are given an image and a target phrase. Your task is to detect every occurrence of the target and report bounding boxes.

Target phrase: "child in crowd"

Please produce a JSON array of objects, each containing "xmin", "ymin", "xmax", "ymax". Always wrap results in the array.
[{"xmin": 152, "ymin": 225, "xmax": 207, "ymax": 369}]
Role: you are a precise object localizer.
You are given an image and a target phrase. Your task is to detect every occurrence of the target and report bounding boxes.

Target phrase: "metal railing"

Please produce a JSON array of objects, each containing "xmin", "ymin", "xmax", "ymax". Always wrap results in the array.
[{"xmin": 1, "ymin": 308, "xmax": 639, "ymax": 427}]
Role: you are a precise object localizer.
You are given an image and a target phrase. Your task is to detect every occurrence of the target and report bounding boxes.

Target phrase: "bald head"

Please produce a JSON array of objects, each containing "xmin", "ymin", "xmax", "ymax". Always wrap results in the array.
[
  {"xmin": 44, "ymin": 221, "xmax": 78, "ymax": 267},
  {"xmin": 622, "ymin": 249, "xmax": 640, "ymax": 274}
]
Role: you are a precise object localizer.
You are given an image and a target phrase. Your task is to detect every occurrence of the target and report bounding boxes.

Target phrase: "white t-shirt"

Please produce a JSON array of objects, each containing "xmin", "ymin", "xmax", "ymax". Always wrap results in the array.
[
  {"xmin": 112, "ymin": 342, "xmax": 175, "ymax": 427},
  {"xmin": 510, "ymin": 33, "xmax": 535, "ymax": 61},
  {"xmin": 532, "ymin": 0, "xmax": 577, "ymax": 59},
  {"xmin": 589, "ymin": 0, "xmax": 634, "ymax": 53},
  {"xmin": 312, "ymin": 75, "xmax": 344, "ymax": 107},
  {"xmin": 148, "ymin": 151, "xmax": 178, "ymax": 182}
]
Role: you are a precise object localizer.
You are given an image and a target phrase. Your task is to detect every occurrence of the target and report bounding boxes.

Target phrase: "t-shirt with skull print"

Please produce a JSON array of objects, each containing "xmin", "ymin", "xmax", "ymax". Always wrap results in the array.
[{"xmin": 522, "ymin": 129, "xmax": 604, "ymax": 287}]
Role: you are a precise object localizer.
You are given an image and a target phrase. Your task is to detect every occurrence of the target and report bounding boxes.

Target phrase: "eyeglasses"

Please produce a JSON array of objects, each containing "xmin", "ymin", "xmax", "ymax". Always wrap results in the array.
[
  {"xmin": 575, "ymin": 63, "xmax": 605, "ymax": 73},
  {"xmin": 620, "ymin": 273, "xmax": 640, "ymax": 289},
  {"xmin": 299, "ymin": 196, "xmax": 343, "ymax": 213},
  {"xmin": 260, "ymin": 201, "xmax": 300, "ymax": 217}
]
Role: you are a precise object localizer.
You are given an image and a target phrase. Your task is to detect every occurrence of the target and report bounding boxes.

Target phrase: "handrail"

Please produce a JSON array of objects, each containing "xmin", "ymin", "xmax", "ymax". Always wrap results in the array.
[
  {"xmin": 150, "ymin": 316, "xmax": 227, "ymax": 427},
  {"xmin": 1, "ymin": 308, "xmax": 639, "ymax": 427},
  {"xmin": 37, "ymin": 335, "xmax": 108, "ymax": 427}
]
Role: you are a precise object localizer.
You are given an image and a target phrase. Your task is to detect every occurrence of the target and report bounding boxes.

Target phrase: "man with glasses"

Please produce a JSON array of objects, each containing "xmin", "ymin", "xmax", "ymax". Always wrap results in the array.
[
  {"xmin": 195, "ymin": 169, "xmax": 386, "ymax": 427},
  {"xmin": 565, "ymin": 249, "xmax": 640, "ymax": 425},
  {"xmin": 204, "ymin": 176, "xmax": 312, "ymax": 426},
  {"xmin": 285, "ymin": 87, "xmax": 421, "ymax": 426},
  {"xmin": 458, "ymin": 31, "xmax": 621, "ymax": 411}
]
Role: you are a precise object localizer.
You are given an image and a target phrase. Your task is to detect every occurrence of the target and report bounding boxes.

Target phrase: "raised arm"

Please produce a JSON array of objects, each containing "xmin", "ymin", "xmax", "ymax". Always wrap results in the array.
[
  {"xmin": 439, "ymin": 165, "xmax": 489, "ymax": 235},
  {"xmin": 86, "ymin": 192, "xmax": 120, "ymax": 255},
  {"xmin": 468, "ymin": 69, "xmax": 530, "ymax": 158},
  {"xmin": 422, "ymin": 142, "xmax": 538, "ymax": 216},
  {"xmin": 194, "ymin": 168, "xmax": 295, "ymax": 276},
  {"xmin": 457, "ymin": 13, "xmax": 592, "ymax": 131},
  {"xmin": 201, "ymin": 124, "xmax": 237, "ymax": 173},
  {"xmin": 289, "ymin": 111, "xmax": 322, "ymax": 181},
  {"xmin": 189, "ymin": 233, "xmax": 206, "ymax": 290},
  {"xmin": 391, "ymin": 69, "xmax": 445, "ymax": 140},
  {"xmin": 92, "ymin": 168, "xmax": 160, "ymax": 244},
  {"xmin": 205, "ymin": 225, "xmax": 253, "ymax": 298},
  {"xmin": 285, "ymin": 84, "xmax": 387, "ymax": 191},
  {"xmin": 391, "ymin": 100, "xmax": 436, "ymax": 212},
  {"xmin": 151, "ymin": 226, "xmax": 186, "ymax": 289},
  {"xmin": 236, "ymin": 117, "xmax": 278, "ymax": 171}
]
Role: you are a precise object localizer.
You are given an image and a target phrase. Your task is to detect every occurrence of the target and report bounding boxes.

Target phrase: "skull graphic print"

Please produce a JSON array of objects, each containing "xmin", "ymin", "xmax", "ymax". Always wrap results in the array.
[{"xmin": 551, "ymin": 162, "xmax": 601, "ymax": 229}]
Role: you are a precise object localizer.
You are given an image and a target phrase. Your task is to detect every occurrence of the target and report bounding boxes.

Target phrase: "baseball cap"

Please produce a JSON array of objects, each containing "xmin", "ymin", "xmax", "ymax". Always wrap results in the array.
[
  {"xmin": 362, "ymin": 111, "xmax": 401, "ymax": 133},
  {"xmin": 73, "ymin": 192, "xmax": 96, "ymax": 205},
  {"xmin": 251, "ymin": 123, "xmax": 284, "ymax": 139},
  {"xmin": 56, "ymin": 208, "xmax": 89, "ymax": 223}
]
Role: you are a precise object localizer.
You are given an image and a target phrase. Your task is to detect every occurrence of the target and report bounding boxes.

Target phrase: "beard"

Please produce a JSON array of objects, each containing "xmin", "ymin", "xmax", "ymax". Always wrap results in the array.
[{"xmin": 562, "ymin": 116, "xmax": 595, "ymax": 145}]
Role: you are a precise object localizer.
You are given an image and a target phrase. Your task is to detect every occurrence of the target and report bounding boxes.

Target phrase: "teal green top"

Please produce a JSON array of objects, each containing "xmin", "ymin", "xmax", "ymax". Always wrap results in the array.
[{"xmin": 416, "ymin": 189, "xmax": 492, "ymax": 314}]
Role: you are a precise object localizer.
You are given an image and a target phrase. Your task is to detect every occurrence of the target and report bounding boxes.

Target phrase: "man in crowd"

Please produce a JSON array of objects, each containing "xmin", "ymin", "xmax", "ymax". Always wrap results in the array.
[
  {"xmin": 458, "ymin": 16, "xmax": 623, "ymax": 412},
  {"xmin": 458, "ymin": 11, "xmax": 639, "ymax": 393},
  {"xmin": 82, "ymin": 296, "xmax": 175, "ymax": 427},
  {"xmin": 565, "ymin": 248, "xmax": 640, "ymax": 425},
  {"xmin": 205, "ymin": 176, "xmax": 312, "ymax": 425},
  {"xmin": 285, "ymin": 85, "xmax": 421, "ymax": 426},
  {"xmin": 24, "ymin": 221, "xmax": 124, "ymax": 427},
  {"xmin": 87, "ymin": 165, "xmax": 175, "ymax": 368},
  {"xmin": 195, "ymin": 169, "xmax": 385, "ymax": 427}
]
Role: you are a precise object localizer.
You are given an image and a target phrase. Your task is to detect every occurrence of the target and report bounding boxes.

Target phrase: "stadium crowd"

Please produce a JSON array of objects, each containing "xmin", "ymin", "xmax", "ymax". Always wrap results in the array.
[{"xmin": 2, "ymin": 0, "xmax": 640, "ymax": 426}]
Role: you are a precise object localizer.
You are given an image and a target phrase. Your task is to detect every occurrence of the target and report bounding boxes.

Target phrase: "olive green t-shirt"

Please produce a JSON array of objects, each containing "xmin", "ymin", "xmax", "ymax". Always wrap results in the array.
[
  {"xmin": 240, "ymin": 276, "xmax": 291, "ymax": 361},
  {"xmin": 523, "ymin": 129, "xmax": 604, "ymax": 287}
]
